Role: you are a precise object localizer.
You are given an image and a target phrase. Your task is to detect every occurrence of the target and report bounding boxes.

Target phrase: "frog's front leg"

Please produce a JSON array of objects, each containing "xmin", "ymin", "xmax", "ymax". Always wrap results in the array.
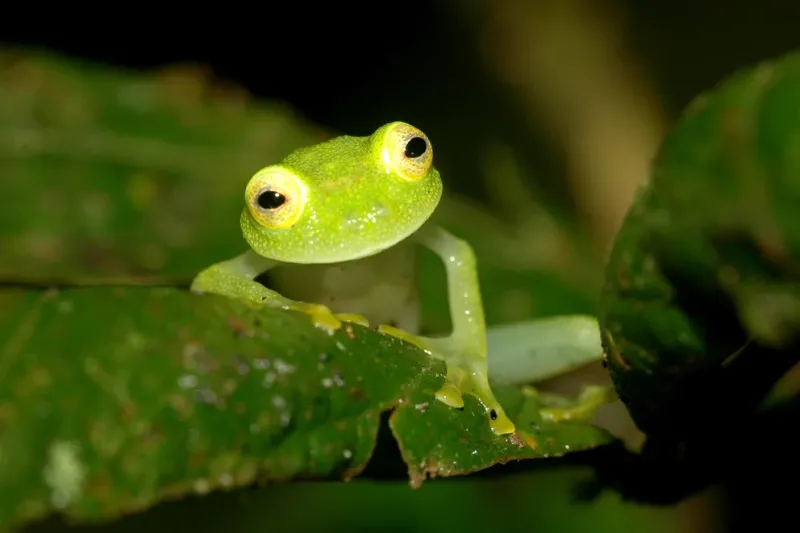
[
  {"xmin": 379, "ymin": 225, "xmax": 515, "ymax": 435},
  {"xmin": 190, "ymin": 250, "xmax": 370, "ymax": 331}
]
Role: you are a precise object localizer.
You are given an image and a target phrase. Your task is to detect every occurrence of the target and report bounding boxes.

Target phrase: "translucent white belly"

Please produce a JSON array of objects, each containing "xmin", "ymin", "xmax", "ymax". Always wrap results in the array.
[{"xmin": 267, "ymin": 242, "xmax": 420, "ymax": 333}]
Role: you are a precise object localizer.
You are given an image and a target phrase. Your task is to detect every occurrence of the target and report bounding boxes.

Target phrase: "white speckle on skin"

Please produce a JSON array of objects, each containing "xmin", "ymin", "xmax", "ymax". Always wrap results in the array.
[
  {"xmin": 321, "ymin": 377, "xmax": 334, "ymax": 388},
  {"xmin": 43, "ymin": 441, "xmax": 86, "ymax": 509},
  {"xmin": 343, "ymin": 449, "xmax": 353, "ymax": 460}
]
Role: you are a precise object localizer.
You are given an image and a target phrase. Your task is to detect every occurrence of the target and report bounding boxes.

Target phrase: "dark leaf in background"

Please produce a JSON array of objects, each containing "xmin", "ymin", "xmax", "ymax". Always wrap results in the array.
[{"xmin": 596, "ymin": 51, "xmax": 800, "ymax": 503}]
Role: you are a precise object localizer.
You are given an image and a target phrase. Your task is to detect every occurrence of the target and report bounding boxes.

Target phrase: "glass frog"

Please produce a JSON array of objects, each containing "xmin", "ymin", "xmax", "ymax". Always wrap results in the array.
[{"xmin": 191, "ymin": 122, "xmax": 519, "ymax": 434}]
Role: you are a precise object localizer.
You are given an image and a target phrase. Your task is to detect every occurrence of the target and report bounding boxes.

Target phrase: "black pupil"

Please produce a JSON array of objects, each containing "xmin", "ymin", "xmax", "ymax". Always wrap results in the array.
[
  {"xmin": 257, "ymin": 190, "xmax": 286, "ymax": 210},
  {"xmin": 404, "ymin": 136, "xmax": 427, "ymax": 158}
]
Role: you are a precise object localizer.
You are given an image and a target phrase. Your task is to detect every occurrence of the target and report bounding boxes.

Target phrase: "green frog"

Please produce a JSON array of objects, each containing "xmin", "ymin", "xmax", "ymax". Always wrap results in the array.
[{"xmin": 191, "ymin": 122, "xmax": 517, "ymax": 434}]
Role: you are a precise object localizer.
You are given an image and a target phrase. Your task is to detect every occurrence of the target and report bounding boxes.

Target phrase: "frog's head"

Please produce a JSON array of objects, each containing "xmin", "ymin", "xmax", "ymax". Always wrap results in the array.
[{"xmin": 240, "ymin": 122, "xmax": 443, "ymax": 264}]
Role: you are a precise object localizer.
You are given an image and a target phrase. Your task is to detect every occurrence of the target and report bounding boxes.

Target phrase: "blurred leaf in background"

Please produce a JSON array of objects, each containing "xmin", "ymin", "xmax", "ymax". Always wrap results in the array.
[{"xmin": 595, "ymin": 51, "xmax": 800, "ymax": 507}]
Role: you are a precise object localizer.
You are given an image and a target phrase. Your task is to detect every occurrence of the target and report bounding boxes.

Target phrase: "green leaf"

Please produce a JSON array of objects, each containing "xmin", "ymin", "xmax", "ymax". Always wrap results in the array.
[
  {"xmin": 391, "ymin": 385, "xmax": 614, "ymax": 489},
  {"xmin": 0, "ymin": 287, "xmax": 614, "ymax": 529},
  {"xmin": 599, "ymin": 51, "xmax": 800, "ymax": 438}
]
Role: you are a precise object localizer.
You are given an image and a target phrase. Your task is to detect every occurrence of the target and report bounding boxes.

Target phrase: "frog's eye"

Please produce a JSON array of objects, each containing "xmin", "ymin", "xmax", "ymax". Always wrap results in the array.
[
  {"xmin": 382, "ymin": 122, "xmax": 433, "ymax": 182},
  {"xmin": 245, "ymin": 167, "xmax": 307, "ymax": 229}
]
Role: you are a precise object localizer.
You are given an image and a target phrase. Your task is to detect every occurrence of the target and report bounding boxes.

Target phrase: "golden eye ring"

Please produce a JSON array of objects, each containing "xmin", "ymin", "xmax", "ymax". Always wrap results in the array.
[
  {"xmin": 245, "ymin": 167, "xmax": 308, "ymax": 229},
  {"xmin": 381, "ymin": 122, "xmax": 433, "ymax": 181}
]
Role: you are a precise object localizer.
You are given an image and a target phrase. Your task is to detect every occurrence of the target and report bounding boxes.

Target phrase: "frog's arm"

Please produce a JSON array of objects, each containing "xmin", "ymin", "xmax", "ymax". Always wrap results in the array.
[
  {"xmin": 190, "ymin": 250, "xmax": 347, "ymax": 331},
  {"xmin": 380, "ymin": 226, "xmax": 616, "ymax": 433},
  {"xmin": 380, "ymin": 224, "xmax": 514, "ymax": 435},
  {"xmin": 417, "ymin": 225, "xmax": 488, "ymax": 353},
  {"xmin": 191, "ymin": 249, "xmax": 277, "ymax": 303}
]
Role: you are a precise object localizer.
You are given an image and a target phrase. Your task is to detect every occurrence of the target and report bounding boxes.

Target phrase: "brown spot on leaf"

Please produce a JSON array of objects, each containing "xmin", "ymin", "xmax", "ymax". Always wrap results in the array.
[
  {"xmin": 408, "ymin": 460, "xmax": 435, "ymax": 489},
  {"xmin": 188, "ymin": 452, "xmax": 206, "ymax": 469},
  {"xmin": 347, "ymin": 386, "xmax": 365, "ymax": 400},
  {"xmin": 616, "ymin": 264, "xmax": 632, "ymax": 291},
  {"xmin": 120, "ymin": 401, "xmax": 137, "ymax": 422},
  {"xmin": 721, "ymin": 106, "xmax": 747, "ymax": 143},
  {"xmin": 84, "ymin": 475, "xmax": 113, "ymax": 500},
  {"xmin": 168, "ymin": 393, "xmax": 193, "ymax": 417},
  {"xmin": 520, "ymin": 432, "xmax": 536, "ymax": 450},
  {"xmin": 221, "ymin": 378, "xmax": 238, "ymax": 396},
  {"xmin": 604, "ymin": 330, "xmax": 632, "ymax": 371},
  {"xmin": 755, "ymin": 227, "xmax": 794, "ymax": 271},
  {"xmin": 227, "ymin": 315, "xmax": 251, "ymax": 338}
]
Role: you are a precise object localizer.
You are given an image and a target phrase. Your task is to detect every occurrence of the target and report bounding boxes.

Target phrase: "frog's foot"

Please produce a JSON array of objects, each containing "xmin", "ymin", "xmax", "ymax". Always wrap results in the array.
[
  {"xmin": 435, "ymin": 346, "xmax": 516, "ymax": 436},
  {"xmin": 433, "ymin": 371, "xmax": 465, "ymax": 409},
  {"xmin": 282, "ymin": 301, "xmax": 343, "ymax": 332},
  {"xmin": 537, "ymin": 384, "xmax": 614, "ymax": 423},
  {"xmin": 377, "ymin": 324, "xmax": 430, "ymax": 351},
  {"xmin": 377, "ymin": 324, "xmax": 515, "ymax": 436},
  {"xmin": 283, "ymin": 303, "xmax": 370, "ymax": 331},
  {"xmin": 333, "ymin": 313, "xmax": 371, "ymax": 327}
]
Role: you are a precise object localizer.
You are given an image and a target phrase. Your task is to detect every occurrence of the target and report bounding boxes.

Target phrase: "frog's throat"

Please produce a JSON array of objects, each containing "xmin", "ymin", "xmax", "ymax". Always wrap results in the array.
[{"xmin": 241, "ymin": 208, "xmax": 436, "ymax": 265}]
